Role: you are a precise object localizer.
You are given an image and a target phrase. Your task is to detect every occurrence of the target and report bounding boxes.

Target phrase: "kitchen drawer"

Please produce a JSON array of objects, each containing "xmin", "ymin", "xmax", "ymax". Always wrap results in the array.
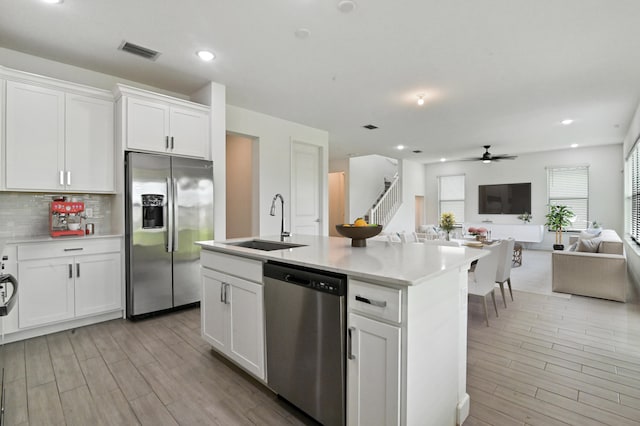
[
  {"xmin": 201, "ymin": 250, "xmax": 263, "ymax": 283},
  {"xmin": 18, "ymin": 238, "xmax": 121, "ymax": 261},
  {"xmin": 349, "ymin": 279, "xmax": 402, "ymax": 324}
]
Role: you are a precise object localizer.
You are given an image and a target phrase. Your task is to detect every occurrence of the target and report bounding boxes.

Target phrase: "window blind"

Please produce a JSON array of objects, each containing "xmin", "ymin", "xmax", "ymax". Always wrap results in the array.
[
  {"xmin": 438, "ymin": 175, "xmax": 465, "ymax": 223},
  {"xmin": 631, "ymin": 147, "xmax": 640, "ymax": 243},
  {"xmin": 547, "ymin": 166, "xmax": 589, "ymax": 230}
]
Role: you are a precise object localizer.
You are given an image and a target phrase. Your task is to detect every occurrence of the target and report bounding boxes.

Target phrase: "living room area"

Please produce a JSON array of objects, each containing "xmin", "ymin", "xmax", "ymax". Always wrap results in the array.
[{"xmin": 331, "ymin": 140, "xmax": 640, "ymax": 424}]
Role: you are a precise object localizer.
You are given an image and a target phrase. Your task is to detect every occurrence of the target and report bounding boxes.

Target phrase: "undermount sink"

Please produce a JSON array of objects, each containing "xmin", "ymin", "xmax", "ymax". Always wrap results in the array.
[{"xmin": 228, "ymin": 239, "xmax": 307, "ymax": 251}]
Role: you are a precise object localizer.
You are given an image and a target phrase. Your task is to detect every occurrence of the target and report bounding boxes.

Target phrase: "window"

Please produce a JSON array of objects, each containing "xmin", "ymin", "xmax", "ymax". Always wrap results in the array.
[
  {"xmin": 438, "ymin": 174, "xmax": 465, "ymax": 223},
  {"xmin": 547, "ymin": 166, "xmax": 589, "ymax": 230},
  {"xmin": 629, "ymin": 143, "xmax": 640, "ymax": 243}
]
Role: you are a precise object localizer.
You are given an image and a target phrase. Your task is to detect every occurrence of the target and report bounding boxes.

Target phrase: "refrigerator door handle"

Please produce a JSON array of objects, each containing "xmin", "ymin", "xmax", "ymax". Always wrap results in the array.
[
  {"xmin": 166, "ymin": 177, "xmax": 173, "ymax": 253},
  {"xmin": 172, "ymin": 177, "xmax": 179, "ymax": 252}
]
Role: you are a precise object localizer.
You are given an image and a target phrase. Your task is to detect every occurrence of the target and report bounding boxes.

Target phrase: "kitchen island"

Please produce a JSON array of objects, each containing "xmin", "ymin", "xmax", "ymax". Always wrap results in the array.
[{"xmin": 197, "ymin": 235, "xmax": 486, "ymax": 426}]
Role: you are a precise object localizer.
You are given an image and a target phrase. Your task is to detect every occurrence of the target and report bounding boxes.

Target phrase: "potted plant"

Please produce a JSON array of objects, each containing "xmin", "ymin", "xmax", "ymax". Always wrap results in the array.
[
  {"xmin": 545, "ymin": 204, "xmax": 574, "ymax": 250},
  {"xmin": 517, "ymin": 211, "xmax": 532, "ymax": 223},
  {"xmin": 439, "ymin": 212, "xmax": 456, "ymax": 240}
]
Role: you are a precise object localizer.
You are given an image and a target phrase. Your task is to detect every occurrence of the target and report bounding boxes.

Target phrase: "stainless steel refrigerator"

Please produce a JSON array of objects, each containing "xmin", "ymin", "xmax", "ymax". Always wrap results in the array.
[{"xmin": 125, "ymin": 152, "xmax": 214, "ymax": 319}]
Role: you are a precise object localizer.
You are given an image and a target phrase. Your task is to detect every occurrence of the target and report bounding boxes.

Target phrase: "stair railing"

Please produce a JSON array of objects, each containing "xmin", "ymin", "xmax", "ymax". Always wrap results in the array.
[{"xmin": 368, "ymin": 175, "xmax": 401, "ymax": 227}]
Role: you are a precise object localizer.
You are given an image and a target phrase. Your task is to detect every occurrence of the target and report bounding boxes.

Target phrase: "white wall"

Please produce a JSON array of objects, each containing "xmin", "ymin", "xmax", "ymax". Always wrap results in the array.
[
  {"xmin": 348, "ymin": 155, "xmax": 398, "ymax": 221},
  {"xmin": 424, "ymin": 144, "xmax": 624, "ymax": 249},
  {"xmin": 226, "ymin": 105, "xmax": 329, "ymax": 236},
  {"xmin": 0, "ymin": 47, "xmax": 187, "ymax": 99}
]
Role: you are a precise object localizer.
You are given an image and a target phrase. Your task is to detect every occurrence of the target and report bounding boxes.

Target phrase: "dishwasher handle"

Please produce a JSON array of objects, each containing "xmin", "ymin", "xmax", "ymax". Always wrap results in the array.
[{"xmin": 284, "ymin": 274, "xmax": 311, "ymax": 286}]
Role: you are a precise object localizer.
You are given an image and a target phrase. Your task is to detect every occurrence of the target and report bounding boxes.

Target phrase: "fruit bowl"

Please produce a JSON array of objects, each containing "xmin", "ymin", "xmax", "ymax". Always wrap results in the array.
[{"xmin": 335, "ymin": 224, "xmax": 383, "ymax": 247}]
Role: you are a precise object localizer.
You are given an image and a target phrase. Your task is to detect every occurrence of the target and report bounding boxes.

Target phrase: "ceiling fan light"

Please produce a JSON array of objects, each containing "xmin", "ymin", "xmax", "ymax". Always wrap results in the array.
[{"xmin": 482, "ymin": 159, "xmax": 491, "ymax": 164}]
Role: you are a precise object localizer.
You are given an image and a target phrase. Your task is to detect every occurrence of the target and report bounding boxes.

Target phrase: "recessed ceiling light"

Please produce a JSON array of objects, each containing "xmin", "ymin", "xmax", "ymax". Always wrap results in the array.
[
  {"xmin": 561, "ymin": 119, "xmax": 574, "ymax": 125},
  {"xmin": 571, "ymin": 143, "xmax": 579, "ymax": 148},
  {"xmin": 417, "ymin": 94, "xmax": 425, "ymax": 106},
  {"xmin": 196, "ymin": 50, "xmax": 215, "ymax": 61},
  {"xmin": 337, "ymin": 0, "xmax": 357, "ymax": 13},
  {"xmin": 397, "ymin": 145, "xmax": 405, "ymax": 150},
  {"xmin": 294, "ymin": 28, "xmax": 311, "ymax": 39},
  {"xmin": 42, "ymin": 0, "xmax": 63, "ymax": 3},
  {"xmin": 440, "ymin": 158, "xmax": 446, "ymax": 162}
]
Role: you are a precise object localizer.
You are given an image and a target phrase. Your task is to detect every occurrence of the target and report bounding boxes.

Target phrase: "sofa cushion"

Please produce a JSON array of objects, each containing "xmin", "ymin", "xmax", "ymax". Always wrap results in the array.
[{"xmin": 577, "ymin": 237, "xmax": 601, "ymax": 253}]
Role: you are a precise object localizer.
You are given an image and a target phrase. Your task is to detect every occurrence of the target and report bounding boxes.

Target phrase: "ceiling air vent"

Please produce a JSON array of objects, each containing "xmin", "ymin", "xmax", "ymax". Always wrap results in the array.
[
  {"xmin": 118, "ymin": 41, "xmax": 161, "ymax": 61},
  {"xmin": 363, "ymin": 124, "xmax": 378, "ymax": 130}
]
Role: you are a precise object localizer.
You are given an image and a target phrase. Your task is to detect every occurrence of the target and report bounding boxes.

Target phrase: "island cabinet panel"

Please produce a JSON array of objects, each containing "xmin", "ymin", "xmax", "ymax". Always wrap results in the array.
[
  {"xmin": 347, "ymin": 312, "xmax": 401, "ymax": 426},
  {"xmin": 5, "ymin": 79, "xmax": 115, "ymax": 193},
  {"xmin": 201, "ymin": 265, "xmax": 265, "ymax": 380}
]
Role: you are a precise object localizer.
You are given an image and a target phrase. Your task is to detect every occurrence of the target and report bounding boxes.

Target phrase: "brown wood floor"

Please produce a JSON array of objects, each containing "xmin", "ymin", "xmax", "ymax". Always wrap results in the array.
[
  {"xmin": 4, "ymin": 289, "xmax": 640, "ymax": 425},
  {"xmin": 3, "ymin": 308, "xmax": 316, "ymax": 426},
  {"xmin": 465, "ymin": 289, "xmax": 640, "ymax": 425}
]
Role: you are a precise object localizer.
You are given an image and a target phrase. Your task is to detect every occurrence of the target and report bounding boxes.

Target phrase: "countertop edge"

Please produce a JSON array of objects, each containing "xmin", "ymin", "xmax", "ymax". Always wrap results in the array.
[{"xmin": 196, "ymin": 239, "xmax": 486, "ymax": 286}]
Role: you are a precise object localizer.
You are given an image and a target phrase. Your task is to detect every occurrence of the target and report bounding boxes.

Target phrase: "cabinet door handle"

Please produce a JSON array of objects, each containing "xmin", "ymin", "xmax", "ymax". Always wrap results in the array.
[
  {"xmin": 64, "ymin": 248, "xmax": 83, "ymax": 252},
  {"xmin": 59, "ymin": 171, "xmax": 64, "ymax": 186},
  {"xmin": 220, "ymin": 282, "xmax": 225, "ymax": 303},
  {"xmin": 76, "ymin": 263, "xmax": 80, "ymax": 278},
  {"xmin": 224, "ymin": 283, "xmax": 231, "ymax": 305},
  {"xmin": 66, "ymin": 171, "xmax": 71, "ymax": 186},
  {"xmin": 170, "ymin": 136, "xmax": 174, "ymax": 149},
  {"xmin": 355, "ymin": 295, "xmax": 387, "ymax": 308},
  {"xmin": 348, "ymin": 327, "xmax": 356, "ymax": 360},
  {"xmin": 165, "ymin": 136, "xmax": 170, "ymax": 149},
  {"xmin": 68, "ymin": 264, "xmax": 73, "ymax": 279}
]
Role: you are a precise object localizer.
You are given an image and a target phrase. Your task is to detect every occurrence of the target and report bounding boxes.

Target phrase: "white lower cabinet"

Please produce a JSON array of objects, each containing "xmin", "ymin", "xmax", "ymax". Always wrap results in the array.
[
  {"xmin": 17, "ymin": 239, "xmax": 122, "ymax": 329},
  {"xmin": 18, "ymin": 257, "xmax": 75, "ymax": 328},
  {"xmin": 347, "ymin": 312, "xmax": 401, "ymax": 426},
  {"xmin": 201, "ymin": 267, "xmax": 265, "ymax": 380}
]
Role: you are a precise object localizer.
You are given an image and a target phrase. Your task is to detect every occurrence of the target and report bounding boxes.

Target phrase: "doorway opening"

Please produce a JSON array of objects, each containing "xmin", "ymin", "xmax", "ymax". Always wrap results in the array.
[
  {"xmin": 415, "ymin": 195, "xmax": 425, "ymax": 232},
  {"xmin": 329, "ymin": 172, "xmax": 346, "ymax": 236},
  {"xmin": 226, "ymin": 132, "xmax": 259, "ymax": 238}
]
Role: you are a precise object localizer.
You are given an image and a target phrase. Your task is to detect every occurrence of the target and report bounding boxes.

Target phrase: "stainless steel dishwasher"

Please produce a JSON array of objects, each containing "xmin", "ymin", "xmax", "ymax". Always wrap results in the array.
[{"xmin": 264, "ymin": 261, "xmax": 346, "ymax": 426}]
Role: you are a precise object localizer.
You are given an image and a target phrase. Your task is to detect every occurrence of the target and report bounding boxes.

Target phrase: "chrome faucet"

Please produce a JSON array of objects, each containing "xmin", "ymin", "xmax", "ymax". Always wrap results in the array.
[{"xmin": 269, "ymin": 193, "xmax": 290, "ymax": 241}]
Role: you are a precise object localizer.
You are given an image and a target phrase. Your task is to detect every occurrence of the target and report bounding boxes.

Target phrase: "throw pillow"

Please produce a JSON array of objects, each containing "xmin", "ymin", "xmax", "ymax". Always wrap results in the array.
[
  {"xmin": 577, "ymin": 237, "xmax": 602, "ymax": 253},
  {"xmin": 567, "ymin": 242, "xmax": 578, "ymax": 252},
  {"xmin": 579, "ymin": 230, "xmax": 600, "ymax": 239},
  {"xmin": 584, "ymin": 228, "xmax": 603, "ymax": 237}
]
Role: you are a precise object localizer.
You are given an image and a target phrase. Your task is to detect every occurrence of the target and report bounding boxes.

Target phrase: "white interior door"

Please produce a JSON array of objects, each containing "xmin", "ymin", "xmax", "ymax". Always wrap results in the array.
[{"xmin": 291, "ymin": 141, "xmax": 322, "ymax": 235}]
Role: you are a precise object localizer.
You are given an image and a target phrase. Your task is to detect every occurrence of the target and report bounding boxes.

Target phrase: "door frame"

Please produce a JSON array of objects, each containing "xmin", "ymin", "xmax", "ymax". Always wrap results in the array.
[{"xmin": 290, "ymin": 139, "xmax": 327, "ymax": 235}]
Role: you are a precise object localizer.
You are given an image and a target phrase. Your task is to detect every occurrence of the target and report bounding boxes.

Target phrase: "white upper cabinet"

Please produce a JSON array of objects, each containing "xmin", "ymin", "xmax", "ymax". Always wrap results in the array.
[
  {"xmin": 65, "ymin": 94, "xmax": 115, "ymax": 192},
  {"xmin": 5, "ymin": 82, "xmax": 65, "ymax": 191},
  {"xmin": 4, "ymin": 71, "xmax": 115, "ymax": 193},
  {"xmin": 116, "ymin": 84, "xmax": 210, "ymax": 159},
  {"xmin": 126, "ymin": 97, "xmax": 170, "ymax": 153}
]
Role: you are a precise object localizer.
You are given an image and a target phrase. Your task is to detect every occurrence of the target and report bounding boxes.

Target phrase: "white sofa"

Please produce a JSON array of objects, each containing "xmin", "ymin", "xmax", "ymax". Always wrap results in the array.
[{"xmin": 552, "ymin": 229, "xmax": 627, "ymax": 302}]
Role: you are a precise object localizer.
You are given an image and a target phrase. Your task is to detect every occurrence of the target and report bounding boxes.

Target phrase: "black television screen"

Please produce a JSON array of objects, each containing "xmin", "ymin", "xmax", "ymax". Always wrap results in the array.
[{"xmin": 478, "ymin": 183, "xmax": 531, "ymax": 214}]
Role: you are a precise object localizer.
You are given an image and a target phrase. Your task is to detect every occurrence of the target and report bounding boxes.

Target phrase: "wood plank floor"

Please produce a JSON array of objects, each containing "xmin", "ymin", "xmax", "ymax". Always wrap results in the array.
[
  {"xmin": 4, "ymin": 289, "xmax": 640, "ymax": 425},
  {"xmin": 3, "ymin": 308, "xmax": 317, "ymax": 426},
  {"xmin": 465, "ymin": 289, "xmax": 640, "ymax": 426}
]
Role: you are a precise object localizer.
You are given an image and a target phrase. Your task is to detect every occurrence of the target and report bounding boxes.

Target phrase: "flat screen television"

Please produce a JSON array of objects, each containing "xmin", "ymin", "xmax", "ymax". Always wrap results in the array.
[{"xmin": 478, "ymin": 183, "xmax": 531, "ymax": 214}]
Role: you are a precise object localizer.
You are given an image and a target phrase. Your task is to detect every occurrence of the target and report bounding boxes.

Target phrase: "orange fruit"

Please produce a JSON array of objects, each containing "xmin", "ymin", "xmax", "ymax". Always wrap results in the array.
[{"xmin": 354, "ymin": 218, "xmax": 367, "ymax": 227}]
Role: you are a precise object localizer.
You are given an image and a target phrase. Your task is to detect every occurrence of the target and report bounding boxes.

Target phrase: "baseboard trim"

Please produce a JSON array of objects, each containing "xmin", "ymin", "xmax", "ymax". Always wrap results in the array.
[{"xmin": 457, "ymin": 393, "xmax": 470, "ymax": 425}]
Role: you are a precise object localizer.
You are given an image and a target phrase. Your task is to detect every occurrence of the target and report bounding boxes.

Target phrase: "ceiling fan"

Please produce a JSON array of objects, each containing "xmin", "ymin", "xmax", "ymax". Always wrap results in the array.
[{"xmin": 461, "ymin": 145, "xmax": 517, "ymax": 163}]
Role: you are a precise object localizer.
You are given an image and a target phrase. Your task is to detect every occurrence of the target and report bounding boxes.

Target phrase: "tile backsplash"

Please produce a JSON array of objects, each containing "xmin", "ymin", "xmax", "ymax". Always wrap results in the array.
[{"xmin": 0, "ymin": 192, "xmax": 114, "ymax": 239}]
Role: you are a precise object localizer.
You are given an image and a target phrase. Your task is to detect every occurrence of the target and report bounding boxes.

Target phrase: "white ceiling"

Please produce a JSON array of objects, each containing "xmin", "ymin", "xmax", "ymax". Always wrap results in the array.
[{"xmin": 1, "ymin": 0, "xmax": 639, "ymax": 163}]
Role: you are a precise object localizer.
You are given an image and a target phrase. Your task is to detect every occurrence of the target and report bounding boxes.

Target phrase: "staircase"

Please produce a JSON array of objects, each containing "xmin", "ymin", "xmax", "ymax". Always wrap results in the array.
[{"xmin": 366, "ymin": 174, "xmax": 401, "ymax": 228}]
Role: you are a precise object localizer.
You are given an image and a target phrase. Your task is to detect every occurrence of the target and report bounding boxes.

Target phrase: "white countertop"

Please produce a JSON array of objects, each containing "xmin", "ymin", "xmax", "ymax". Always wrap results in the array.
[
  {"xmin": 4, "ymin": 234, "xmax": 123, "ymax": 244},
  {"xmin": 197, "ymin": 235, "xmax": 486, "ymax": 286}
]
